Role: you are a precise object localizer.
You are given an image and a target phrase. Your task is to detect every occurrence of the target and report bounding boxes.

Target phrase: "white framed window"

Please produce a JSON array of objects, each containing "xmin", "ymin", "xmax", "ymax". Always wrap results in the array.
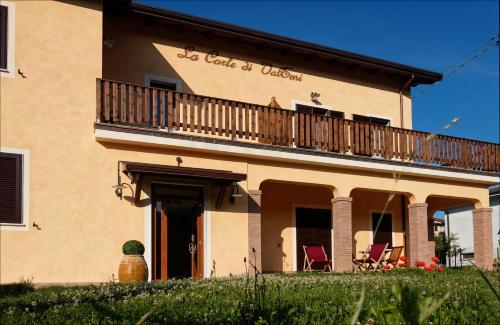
[
  {"xmin": 0, "ymin": 147, "xmax": 30, "ymax": 231},
  {"xmin": 292, "ymin": 100, "xmax": 345, "ymax": 119},
  {"xmin": 352, "ymin": 113, "xmax": 392, "ymax": 126},
  {"xmin": 369, "ymin": 211, "xmax": 394, "ymax": 248},
  {"xmin": 0, "ymin": 1, "xmax": 15, "ymax": 77},
  {"xmin": 145, "ymin": 74, "xmax": 182, "ymax": 91},
  {"xmin": 291, "ymin": 100, "xmax": 345, "ymax": 149}
]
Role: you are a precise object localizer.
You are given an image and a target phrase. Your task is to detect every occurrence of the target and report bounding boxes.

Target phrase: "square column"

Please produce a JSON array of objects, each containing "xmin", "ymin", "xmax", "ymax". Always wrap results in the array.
[
  {"xmin": 472, "ymin": 208, "xmax": 493, "ymax": 269},
  {"xmin": 407, "ymin": 203, "xmax": 429, "ymax": 265},
  {"xmin": 427, "ymin": 216, "xmax": 436, "ymax": 262},
  {"xmin": 331, "ymin": 197, "xmax": 353, "ymax": 272},
  {"xmin": 248, "ymin": 190, "xmax": 262, "ymax": 273}
]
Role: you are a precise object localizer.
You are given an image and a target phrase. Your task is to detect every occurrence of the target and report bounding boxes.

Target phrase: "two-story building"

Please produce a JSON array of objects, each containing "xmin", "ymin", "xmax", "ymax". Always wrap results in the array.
[{"xmin": 1, "ymin": 0, "xmax": 499, "ymax": 284}]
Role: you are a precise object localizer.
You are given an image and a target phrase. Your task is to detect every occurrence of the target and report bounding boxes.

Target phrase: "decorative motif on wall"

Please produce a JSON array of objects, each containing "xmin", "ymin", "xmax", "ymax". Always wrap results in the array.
[{"xmin": 177, "ymin": 45, "xmax": 303, "ymax": 82}]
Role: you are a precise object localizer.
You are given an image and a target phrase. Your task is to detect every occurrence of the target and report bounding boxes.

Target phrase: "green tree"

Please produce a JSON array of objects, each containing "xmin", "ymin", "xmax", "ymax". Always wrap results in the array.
[{"xmin": 434, "ymin": 232, "xmax": 458, "ymax": 264}]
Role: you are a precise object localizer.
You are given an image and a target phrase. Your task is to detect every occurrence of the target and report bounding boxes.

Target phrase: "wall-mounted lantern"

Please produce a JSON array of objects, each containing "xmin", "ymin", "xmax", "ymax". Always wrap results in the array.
[
  {"xmin": 113, "ymin": 161, "xmax": 134, "ymax": 200},
  {"xmin": 311, "ymin": 92, "xmax": 321, "ymax": 105},
  {"xmin": 229, "ymin": 184, "xmax": 243, "ymax": 204}
]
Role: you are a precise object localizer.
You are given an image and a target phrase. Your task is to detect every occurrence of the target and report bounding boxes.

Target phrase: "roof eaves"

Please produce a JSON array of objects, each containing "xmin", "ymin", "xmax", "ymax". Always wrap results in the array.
[{"xmin": 113, "ymin": 2, "xmax": 443, "ymax": 85}]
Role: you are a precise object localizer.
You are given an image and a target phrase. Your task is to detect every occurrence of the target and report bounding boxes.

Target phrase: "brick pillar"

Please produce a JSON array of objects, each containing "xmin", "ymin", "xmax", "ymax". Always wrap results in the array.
[
  {"xmin": 472, "ymin": 208, "xmax": 493, "ymax": 269},
  {"xmin": 248, "ymin": 190, "xmax": 262, "ymax": 273},
  {"xmin": 407, "ymin": 203, "xmax": 429, "ymax": 265},
  {"xmin": 427, "ymin": 216, "xmax": 436, "ymax": 262},
  {"xmin": 331, "ymin": 197, "xmax": 353, "ymax": 272}
]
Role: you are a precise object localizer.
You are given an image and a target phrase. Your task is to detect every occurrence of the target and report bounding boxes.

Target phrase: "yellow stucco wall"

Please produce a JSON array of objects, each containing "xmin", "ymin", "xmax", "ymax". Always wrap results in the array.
[
  {"xmin": 0, "ymin": 1, "xmax": 493, "ymax": 284},
  {"xmin": 351, "ymin": 190, "xmax": 406, "ymax": 259},
  {"xmin": 261, "ymin": 182, "xmax": 333, "ymax": 272},
  {"xmin": 102, "ymin": 15, "xmax": 413, "ymax": 128},
  {"xmin": 260, "ymin": 184, "xmax": 408, "ymax": 272}
]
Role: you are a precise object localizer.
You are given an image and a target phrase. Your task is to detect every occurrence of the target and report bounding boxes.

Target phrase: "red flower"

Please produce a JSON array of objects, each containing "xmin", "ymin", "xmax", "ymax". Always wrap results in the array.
[
  {"xmin": 399, "ymin": 256, "xmax": 408, "ymax": 262},
  {"xmin": 415, "ymin": 261, "xmax": 425, "ymax": 267},
  {"xmin": 383, "ymin": 265, "xmax": 391, "ymax": 270},
  {"xmin": 424, "ymin": 266, "xmax": 432, "ymax": 271},
  {"xmin": 437, "ymin": 267, "xmax": 444, "ymax": 273},
  {"xmin": 391, "ymin": 261, "xmax": 398, "ymax": 265},
  {"xmin": 398, "ymin": 263, "xmax": 407, "ymax": 268},
  {"xmin": 432, "ymin": 256, "xmax": 440, "ymax": 263},
  {"xmin": 429, "ymin": 263, "xmax": 437, "ymax": 269}
]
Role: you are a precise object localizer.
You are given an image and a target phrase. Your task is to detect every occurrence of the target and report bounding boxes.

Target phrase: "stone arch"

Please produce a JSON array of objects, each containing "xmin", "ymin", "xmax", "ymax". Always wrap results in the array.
[
  {"xmin": 349, "ymin": 187, "xmax": 416, "ymax": 204},
  {"xmin": 425, "ymin": 194, "xmax": 481, "ymax": 213},
  {"xmin": 258, "ymin": 179, "xmax": 338, "ymax": 197}
]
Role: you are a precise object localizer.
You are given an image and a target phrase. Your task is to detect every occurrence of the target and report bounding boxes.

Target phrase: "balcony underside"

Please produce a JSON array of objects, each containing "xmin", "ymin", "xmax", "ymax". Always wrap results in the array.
[{"xmin": 94, "ymin": 123, "xmax": 500, "ymax": 185}]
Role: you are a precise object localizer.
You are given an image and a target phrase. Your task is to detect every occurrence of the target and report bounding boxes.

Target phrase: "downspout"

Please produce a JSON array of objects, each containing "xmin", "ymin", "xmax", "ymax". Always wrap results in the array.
[
  {"xmin": 399, "ymin": 74, "xmax": 415, "ymax": 128},
  {"xmin": 401, "ymin": 196, "xmax": 407, "ymax": 254},
  {"xmin": 445, "ymin": 210, "xmax": 450, "ymax": 267}
]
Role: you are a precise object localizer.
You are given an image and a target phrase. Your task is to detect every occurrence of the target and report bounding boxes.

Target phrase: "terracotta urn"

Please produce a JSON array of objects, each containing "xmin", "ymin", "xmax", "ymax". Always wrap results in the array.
[{"xmin": 118, "ymin": 255, "xmax": 148, "ymax": 283}]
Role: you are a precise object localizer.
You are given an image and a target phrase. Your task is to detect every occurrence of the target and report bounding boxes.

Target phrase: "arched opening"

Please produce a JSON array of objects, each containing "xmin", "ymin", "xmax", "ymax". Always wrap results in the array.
[
  {"xmin": 260, "ymin": 180, "xmax": 334, "ymax": 272},
  {"xmin": 349, "ymin": 188, "xmax": 414, "ymax": 260},
  {"xmin": 427, "ymin": 195, "xmax": 481, "ymax": 268}
]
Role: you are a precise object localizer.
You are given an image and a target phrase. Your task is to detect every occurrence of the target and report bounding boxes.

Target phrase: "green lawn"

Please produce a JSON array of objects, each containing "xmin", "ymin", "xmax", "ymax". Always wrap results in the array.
[{"xmin": 1, "ymin": 268, "xmax": 499, "ymax": 324}]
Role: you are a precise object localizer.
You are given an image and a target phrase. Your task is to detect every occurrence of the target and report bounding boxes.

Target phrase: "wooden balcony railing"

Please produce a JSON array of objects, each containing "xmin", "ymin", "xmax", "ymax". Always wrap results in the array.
[{"xmin": 96, "ymin": 79, "xmax": 500, "ymax": 173}]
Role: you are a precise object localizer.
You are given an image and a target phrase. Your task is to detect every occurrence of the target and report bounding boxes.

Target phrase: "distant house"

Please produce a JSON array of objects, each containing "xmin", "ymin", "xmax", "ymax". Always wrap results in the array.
[
  {"xmin": 445, "ymin": 188, "xmax": 500, "ymax": 266},
  {"xmin": 433, "ymin": 218, "xmax": 445, "ymax": 237}
]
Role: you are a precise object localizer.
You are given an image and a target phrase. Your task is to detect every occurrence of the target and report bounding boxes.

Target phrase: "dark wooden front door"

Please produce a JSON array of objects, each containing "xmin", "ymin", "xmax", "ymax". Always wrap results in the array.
[
  {"xmin": 296, "ymin": 208, "xmax": 332, "ymax": 271},
  {"xmin": 152, "ymin": 184, "xmax": 204, "ymax": 280}
]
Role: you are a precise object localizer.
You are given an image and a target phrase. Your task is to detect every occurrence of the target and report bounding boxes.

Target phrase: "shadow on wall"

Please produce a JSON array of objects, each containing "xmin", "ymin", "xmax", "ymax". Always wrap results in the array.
[
  {"xmin": 95, "ymin": 141, "xmax": 250, "ymax": 215},
  {"xmin": 102, "ymin": 14, "xmax": 195, "ymax": 93},
  {"xmin": 260, "ymin": 181, "xmax": 334, "ymax": 273},
  {"xmin": 101, "ymin": 12, "xmax": 406, "ymax": 106}
]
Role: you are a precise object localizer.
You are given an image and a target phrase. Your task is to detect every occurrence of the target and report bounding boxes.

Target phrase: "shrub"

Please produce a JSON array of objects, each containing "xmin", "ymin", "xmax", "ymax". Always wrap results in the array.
[{"xmin": 122, "ymin": 240, "xmax": 145, "ymax": 255}]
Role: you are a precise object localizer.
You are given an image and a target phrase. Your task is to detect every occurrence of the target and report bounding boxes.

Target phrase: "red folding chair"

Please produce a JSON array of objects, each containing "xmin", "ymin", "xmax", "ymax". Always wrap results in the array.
[
  {"xmin": 303, "ymin": 245, "xmax": 332, "ymax": 272},
  {"xmin": 353, "ymin": 243, "xmax": 388, "ymax": 271}
]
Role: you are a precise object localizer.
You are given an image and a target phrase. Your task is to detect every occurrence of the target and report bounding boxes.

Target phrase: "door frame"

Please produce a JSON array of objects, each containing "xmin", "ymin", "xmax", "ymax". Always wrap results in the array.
[
  {"xmin": 292, "ymin": 204, "xmax": 332, "ymax": 272},
  {"xmin": 368, "ymin": 209, "xmax": 395, "ymax": 247},
  {"xmin": 149, "ymin": 181, "xmax": 207, "ymax": 280}
]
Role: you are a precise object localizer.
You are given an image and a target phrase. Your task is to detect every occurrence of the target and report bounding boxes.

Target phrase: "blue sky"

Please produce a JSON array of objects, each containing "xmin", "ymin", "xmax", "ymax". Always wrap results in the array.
[{"xmin": 139, "ymin": 1, "xmax": 499, "ymax": 143}]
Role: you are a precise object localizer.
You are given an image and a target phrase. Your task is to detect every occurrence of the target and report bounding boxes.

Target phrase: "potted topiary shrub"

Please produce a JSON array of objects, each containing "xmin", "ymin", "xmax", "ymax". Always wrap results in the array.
[{"xmin": 118, "ymin": 240, "xmax": 148, "ymax": 283}]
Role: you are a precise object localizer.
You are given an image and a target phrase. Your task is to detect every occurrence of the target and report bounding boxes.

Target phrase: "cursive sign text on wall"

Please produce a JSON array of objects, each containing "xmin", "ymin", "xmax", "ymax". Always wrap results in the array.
[{"xmin": 177, "ymin": 46, "xmax": 303, "ymax": 82}]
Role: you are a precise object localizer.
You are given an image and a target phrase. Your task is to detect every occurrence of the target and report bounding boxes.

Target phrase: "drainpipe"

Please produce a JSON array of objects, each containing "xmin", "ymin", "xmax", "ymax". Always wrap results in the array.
[
  {"xmin": 401, "ymin": 196, "xmax": 407, "ymax": 251},
  {"xmin": 399, "ymin": 74, "xmax": 415, "ymax": 128},
  {"xmin": 445, "ymin": 210, "xmax": 450, "ymax": 267}
]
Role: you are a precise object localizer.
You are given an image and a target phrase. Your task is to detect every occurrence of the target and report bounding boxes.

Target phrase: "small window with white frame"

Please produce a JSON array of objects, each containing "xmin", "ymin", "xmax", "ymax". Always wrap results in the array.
[
  {"xmin": 0, "ymin": 148, "xmax": 29, "ymax": 230},
  {"xmin": 371, "ymin": 212, "xmax": 393, "ymax": 248},
  {"xmin": 352, "ymin": 114, "xmax": 391, "ymax": 126},
  {"xmin": 0, "ymin": 1, "xmax": 15, "ymax": 77},
  {"xmin": 293, "ymin": 101, "xmax": 345, "ymax": 150},
  {"xmin": 295, "ymin": 103, "xmax": 345, "ymax": 119},
  {"xmin": 145, "ymin": 74, "xmax": 182, "ymax": 91}
]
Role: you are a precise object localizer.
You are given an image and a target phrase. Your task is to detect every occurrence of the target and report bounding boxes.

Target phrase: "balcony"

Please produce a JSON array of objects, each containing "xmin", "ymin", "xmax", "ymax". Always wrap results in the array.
[{"xmin": 96, "ymin": 79, "xmax": 500, "ymax": 174}]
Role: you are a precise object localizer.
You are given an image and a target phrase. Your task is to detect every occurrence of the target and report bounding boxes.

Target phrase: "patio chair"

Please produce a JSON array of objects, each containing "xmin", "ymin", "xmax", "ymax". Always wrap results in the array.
[
  {"xmin": 353, "ymin": 242, "xmax": 389, "ymax": 271},
  {"xmin": 385, "ymin": 246, "xmax": 404, "ymax": 266},
  {"xmin": 303, "ymin": 245, "xmax": 332, "ymax": 272}
]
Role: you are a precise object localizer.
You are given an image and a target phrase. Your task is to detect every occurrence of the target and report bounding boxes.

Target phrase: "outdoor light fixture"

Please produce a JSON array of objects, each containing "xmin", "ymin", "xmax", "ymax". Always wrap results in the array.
[
  {"xmin": 310, "ymin": 92, "xmax": 321, "ymax": 105},
  {"xmin": 103, "ymin": 38, "xmax": 115, "ymax": 48},
  {"xmin": 113, "ymin": 161, "xmax": 134, "ymax": 200},
  {"xmin": 229, "ymin": 184, "xmax": 243, "ymax": 204}
]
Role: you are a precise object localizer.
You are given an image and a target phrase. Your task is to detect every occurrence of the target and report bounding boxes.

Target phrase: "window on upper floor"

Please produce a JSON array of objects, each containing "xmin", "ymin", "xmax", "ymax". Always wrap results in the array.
[
  {"xmin": 0, "ymin": 2, "xmax": 14, "ymax": 76},
  {"xmin": 145, "ymin": 74, "xmax": 182, "ymax": 92},
  {"xmin": 352, "ymin": 114, "xmax": 390, "ymax": 126},
  {"xmin": 150, "ymin": 80, "xmax": 177, "ymax": 91},
  {"xmin": 0, "ymin": 152, "xmax": 23, "ymax": 225},
  {"xmin": 0, "ymin": 5, "xmax": 9, "ymax": 70},
  {"xmin": 295, "ymin": 103, "xmax": 345, "ymax": 119}
]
